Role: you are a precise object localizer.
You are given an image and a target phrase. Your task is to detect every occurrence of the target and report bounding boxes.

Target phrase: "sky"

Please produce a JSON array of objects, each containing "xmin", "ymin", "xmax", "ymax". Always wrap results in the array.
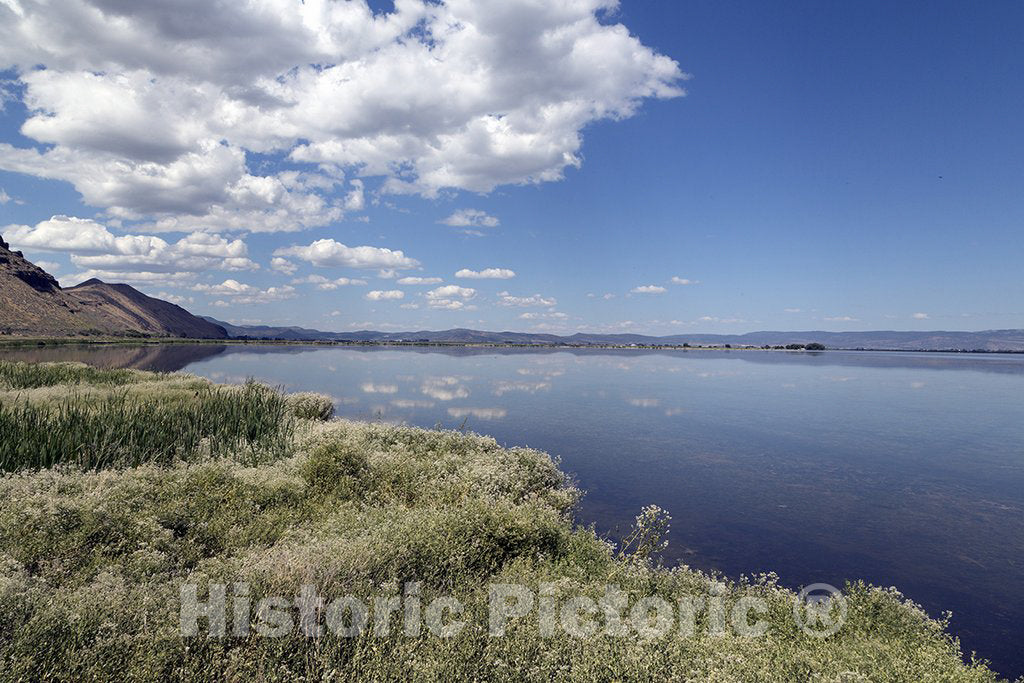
[{"xmin": 1, "ymin": 0, "xmax": 1022, "ymax": 335}]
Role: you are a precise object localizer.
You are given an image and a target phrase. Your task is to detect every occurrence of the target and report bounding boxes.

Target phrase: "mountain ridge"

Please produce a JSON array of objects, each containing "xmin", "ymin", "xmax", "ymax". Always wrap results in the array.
[
  {"xmin": 200, "ymin": 317, "xmax": 1024, "ymax": 352},
  {"xmin": 0, "ymin": 236, "xmax": 227, "ymax": 339}
]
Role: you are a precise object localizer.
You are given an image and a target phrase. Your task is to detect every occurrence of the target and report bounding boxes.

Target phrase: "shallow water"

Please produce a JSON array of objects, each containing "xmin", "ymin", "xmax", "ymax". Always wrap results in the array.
[{"xmin": 4, "ymin": 343, "xmax": 1023, "ymax": 676}]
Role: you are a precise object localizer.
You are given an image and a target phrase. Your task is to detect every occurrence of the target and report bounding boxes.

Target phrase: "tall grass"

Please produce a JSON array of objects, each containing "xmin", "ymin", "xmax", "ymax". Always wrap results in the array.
[
  {"xmin": 0, "ymin": 419, "xmax": 1002, "ymax": 682},
  {"xmin": 0, "ymin": 380, "xmax": 295, "ymax": 471},
  {"xmin": 0, "ymin": 360, "xmax": 146, "ymax": 389},
  {"xmin": 0, "ymin": 362, "xmax": 1005, "ymax": 681}
]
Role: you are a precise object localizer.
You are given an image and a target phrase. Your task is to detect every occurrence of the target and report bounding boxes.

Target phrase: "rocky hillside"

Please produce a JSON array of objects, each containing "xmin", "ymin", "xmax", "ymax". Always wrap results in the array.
[{"xmin": 0, "ymin": 234, "xmax": 226, "ymax": 339}]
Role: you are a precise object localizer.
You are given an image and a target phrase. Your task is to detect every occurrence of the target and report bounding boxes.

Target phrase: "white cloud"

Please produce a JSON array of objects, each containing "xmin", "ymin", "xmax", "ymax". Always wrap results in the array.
[
  {"xmin": 670, "ymin": 276, "xmax": 697, "ymax": 285},
  {"xmin": 269, "ymin": 257, "xmax": 298, "ymax": 275},
  {"xmin": 67, "ymin": 269, "xmax": 195, "ymax": 287},
  {"xmin": 631, "ymin": 285, "xmax": 666, "ymax": 294},
  {"xmin": 343, "ymin": 179, "xmax": 365, "ymax": 211},
  {"xmin": 784, "ymin": 308, "xmax": 802, "ymax": 313},
  {"xmin": 912, "ymin": 312, "xmax": 930, "ymax": 320},
  {"xmin": 426, "ymin": 284, "xmax": 476, "ymax": 310},
  {"xmin": 0, "ymin": 188, "xmax": 10, "ymax": 204},
  {"xmin": 823, "ymin": 316, "xmax": 858, "ymax": 322},
  {"xmin": 440, "ymin": 209, "xmax": 500, "ymax": 228},
  {"xmin": 155, "ymin": 291, "xmax": 194, "ymax": 306},
  {"xmin": 397, "ymin": 276, "xmax": 442, "ymax": 285},
  {"xmin": 33, "ymin": 260, "xmax": 60, "ymax": 273},
  {"xmin": 695, "ymin": 316, "xmax": 748, "ymax": 324},
  {"xmin": 455, "ymin": 267, "xmax": 516, "ymax": 279},
  {"xmin": 497, "ymin": 291, "xmax": 556, "ymax": 307},
  {"xmin": 365, "ymin": 289, "xmax": 404, "ymax": 301},
  {"xmin": 192, "ymin": 279, "xmax": 296, "ymax": 305},
  {"xmin": 428, "ymin": 285, "xmax": 476, "ymax": 299},
  {"xmin": 519, "ymin": 311, "xmax": 567, "ymax": 320},
  {"xmin": 0, "ymin": 0, "xmax": 683, "ymax": 232},
  {"xmin": 4, "ymin": 215, "xmax": 259, "ymax": 275},
  {"xmin": 293, "ymin": 274, "xmax": 367, "ymax": 290},
  {"xmin": 274, "ymin": 238, "xmax": 419, "ymax": 270}
]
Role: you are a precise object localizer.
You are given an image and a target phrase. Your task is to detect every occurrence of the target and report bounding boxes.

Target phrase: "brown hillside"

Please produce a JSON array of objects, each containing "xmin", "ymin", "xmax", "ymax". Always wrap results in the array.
[
  {"xmin": 65, "ymin": 279, "xmax": 227, "ymax": 339},
  {"xmin": 0, "ymin": 234, "xmax": 226, "ymax": 339}
]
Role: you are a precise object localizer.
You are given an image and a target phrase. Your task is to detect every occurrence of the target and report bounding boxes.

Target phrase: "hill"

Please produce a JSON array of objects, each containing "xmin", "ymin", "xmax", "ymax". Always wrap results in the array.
[
  {"xmin": 0, "ymin": 234, "xmax": 226, "ymax": 339},
  {"xmin": 201, "ymin": 316, "xmax": 1024, "ymax": 352}
]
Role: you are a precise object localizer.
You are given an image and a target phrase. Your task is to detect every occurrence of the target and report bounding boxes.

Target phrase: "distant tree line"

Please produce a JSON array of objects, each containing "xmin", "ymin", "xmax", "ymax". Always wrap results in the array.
[{"xmin": 757, "ymin": 342, "xmax": 826, "ymax": 351}]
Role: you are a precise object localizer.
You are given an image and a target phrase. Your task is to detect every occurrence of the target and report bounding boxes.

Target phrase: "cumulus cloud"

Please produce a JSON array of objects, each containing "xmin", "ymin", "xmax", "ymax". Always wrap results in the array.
[
  {"xmin": 155, "ymin": 291, "xmax": 194, "ymax": 306},
  {"xmin": 0, "ymin": 0, "xmax": 683, "ymax": 234},
  {"xmin": 33, "ymin": 260, "xmax": 61, "ymax": 273},
  {"xmin": 292, "ymin": 274, "xmax": 367, "ymax": 290},
  {"xmin": 270, "ymin": 257, "xmax": 298, "ymax": 275},
  {"xmin": 426, "ymin": 284, "xmax": 476, "ymax": 310},
  {"xmin": 912, "ymin": 312, "xmax": 930, "ymax": 320},
  {"xmin": 440, "ymin": 209, "xmax": 500, "ymax": 228},
  {"xmin": 631, "ymin": 285, "xmax": 666, "ymax": 294},
  {"xmin": 192, "ymin": 279, "xmax": 296, "ymax": 305},
  {"xmin": 519, "ymin": 311, "xmax": 567, "ymax": 320},
  {"xmin": 4, "ymin": 215, "xmax": 259, "ymax": 276},
  {"xmin": 67, "ymin": 269, "xmax": 196, "ymax": 287},
  {"xmin": 274, "ymin": 238, "xmax": 419, "ymax": 270},
  {"xmin": 365, "ymin": 289, "xmax": 405, "ymax": 301},
  {"xmin": 0, "ymin": 188, "xmax": 10, "ymax": 204},
  {"xmin": 455, "ymin": 268, "xmax": 516, "ymax": 279},
  {"xmin": 397, "ymin": 276, "xmax": 442, "ymax": 285},
  {"xmin": 823, "ymin": 315, "xmax": 858, "ymax": 322},
  {"xmin": 428, "ymin": 285, "xmax": 476, "ymax": 299},
  {"xmin": 497, "ymin": 291, "xmax": 556, "ymax": 307},
  {"xmin": 670, "ymin": 276, "xmax": 697, "ymax": 285}
]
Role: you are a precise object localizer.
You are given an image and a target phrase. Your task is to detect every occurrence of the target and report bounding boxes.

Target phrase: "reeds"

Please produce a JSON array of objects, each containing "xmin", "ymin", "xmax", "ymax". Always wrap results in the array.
[
  {"xmin": 0, "ymin": 380, "xmax": 294, "ymax": 471},
  {"xmin": 0, "ymin": 360, "xmax": 145, "ymax": 389}
]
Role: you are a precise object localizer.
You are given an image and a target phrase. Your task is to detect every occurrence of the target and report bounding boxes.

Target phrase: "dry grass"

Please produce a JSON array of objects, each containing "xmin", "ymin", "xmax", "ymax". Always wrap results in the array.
[{"xmin": 0, "ymin": 362, "xmax": 1005, "ymax": 682}]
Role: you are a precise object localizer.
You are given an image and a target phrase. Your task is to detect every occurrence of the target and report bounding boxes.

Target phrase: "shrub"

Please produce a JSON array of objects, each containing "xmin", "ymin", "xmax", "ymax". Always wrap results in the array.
[
  {"xmin": 286, "ymin": 392, "xmax": 336, "ymax": 421},
  {"xmin": 0, "ymin": 365, "xmax": 1003, "ymax": 681}
]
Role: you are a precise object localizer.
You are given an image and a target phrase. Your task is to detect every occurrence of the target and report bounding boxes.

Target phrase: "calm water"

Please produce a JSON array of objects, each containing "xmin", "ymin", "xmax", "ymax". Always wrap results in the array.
[{"xmin": 4, "ymin": 344, "xmax": 1024, "ymax": 677}]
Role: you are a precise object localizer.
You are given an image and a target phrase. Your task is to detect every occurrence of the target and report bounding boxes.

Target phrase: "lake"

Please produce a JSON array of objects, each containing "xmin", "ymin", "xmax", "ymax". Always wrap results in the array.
[{"xmin": 3, "ymin": 343, "xmax": 1023, "ymax": 677}]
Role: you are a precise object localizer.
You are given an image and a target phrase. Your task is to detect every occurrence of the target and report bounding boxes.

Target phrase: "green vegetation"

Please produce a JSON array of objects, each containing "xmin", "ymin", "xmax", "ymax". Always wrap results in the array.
[
  {"xmin": 0, "ymin": 359, "xmax": 146, "ymax": 389},
  {"xmin": 0, "ymin": 362, "xmax": 1003, "ymax": 681}
]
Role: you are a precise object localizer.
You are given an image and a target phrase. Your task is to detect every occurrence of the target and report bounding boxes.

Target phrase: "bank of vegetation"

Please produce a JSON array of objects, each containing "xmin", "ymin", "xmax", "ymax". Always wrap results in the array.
[{"xmin": 0, "ymin": 361, "xmax": 1002, "ymax": 681}]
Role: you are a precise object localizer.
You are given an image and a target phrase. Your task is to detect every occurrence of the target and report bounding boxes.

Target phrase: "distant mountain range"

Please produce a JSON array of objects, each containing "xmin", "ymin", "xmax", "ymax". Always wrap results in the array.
[
  {"xmin": 201, "ymin": 317, "xmax": 1024, "ymax": 352},
  {"xmin": 3, "ymin": 237, "xmax": 1020, "ymax": 350},
  {"xmin": 0, "ymin": 234, "xmax": 227, "ymax": 339}
]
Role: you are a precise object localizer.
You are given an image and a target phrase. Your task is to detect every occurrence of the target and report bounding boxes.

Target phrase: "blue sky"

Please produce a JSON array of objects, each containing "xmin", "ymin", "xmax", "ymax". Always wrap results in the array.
[{"xmin": 1, "ymin": 0, "xmax": 1021, "ymax": 334}]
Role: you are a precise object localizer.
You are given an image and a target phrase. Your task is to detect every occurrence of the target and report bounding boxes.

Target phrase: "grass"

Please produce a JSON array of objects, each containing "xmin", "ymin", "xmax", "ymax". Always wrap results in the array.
[
  {"xmin": 0, "ymin": 359, "xmax": 148, "ymax": 389},
  {"xmin": 0, "ymin": 382, "xmax": 297, "ymax": 471},
  {"xmin": 0, "ymin": 361, "xmax": 1007, "ymax": 681}
]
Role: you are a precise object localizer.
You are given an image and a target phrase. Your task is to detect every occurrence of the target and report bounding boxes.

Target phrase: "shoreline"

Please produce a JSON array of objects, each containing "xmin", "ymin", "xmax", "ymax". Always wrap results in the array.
[{"xmin": 1, "ymin": 335, "xmax": 1022, "ymax": 354}]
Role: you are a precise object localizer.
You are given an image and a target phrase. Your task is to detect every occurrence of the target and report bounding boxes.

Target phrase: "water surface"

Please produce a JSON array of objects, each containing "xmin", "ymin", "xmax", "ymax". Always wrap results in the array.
[{"xmin": 3, "ymin": 344, "xmax": 1023, "ymax": 676}]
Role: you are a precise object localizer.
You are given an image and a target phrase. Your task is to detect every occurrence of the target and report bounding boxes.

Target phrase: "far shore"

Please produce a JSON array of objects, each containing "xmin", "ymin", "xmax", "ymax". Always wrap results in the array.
[{"xmin": 1, "ymin": 335, "xmax": 1023, "ymax": 354}]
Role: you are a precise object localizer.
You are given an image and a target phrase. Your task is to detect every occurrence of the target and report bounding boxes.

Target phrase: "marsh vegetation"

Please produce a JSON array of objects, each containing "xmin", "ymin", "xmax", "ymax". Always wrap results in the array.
[{"xmin": 0, "ymin": 361, "xmax": 1003, "ymax": 681}]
